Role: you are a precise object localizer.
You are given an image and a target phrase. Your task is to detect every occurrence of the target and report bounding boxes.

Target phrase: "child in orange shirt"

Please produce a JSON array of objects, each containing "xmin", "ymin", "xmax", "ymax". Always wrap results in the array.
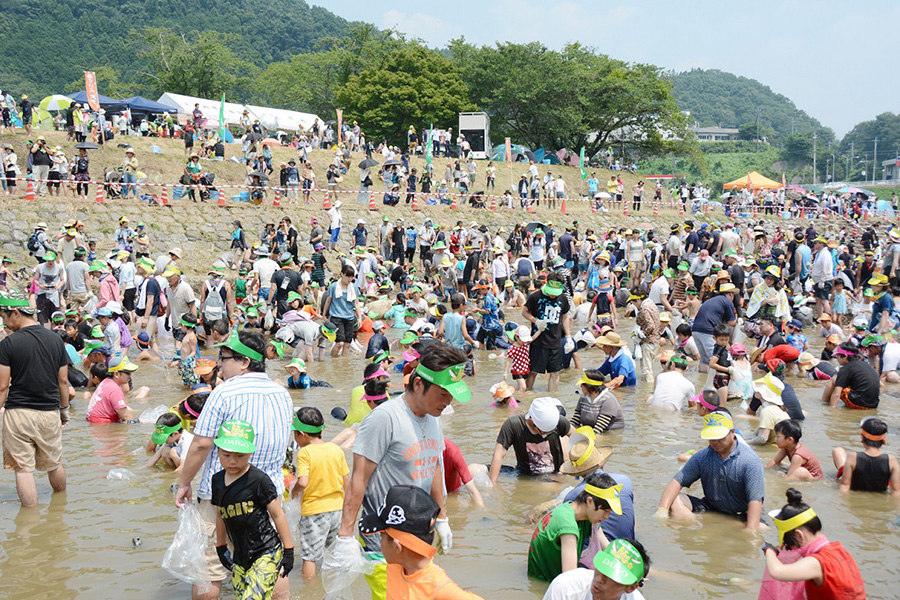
[{"xmin": 359, "ymin": 485, "xmax": 484, "ymax": 600}]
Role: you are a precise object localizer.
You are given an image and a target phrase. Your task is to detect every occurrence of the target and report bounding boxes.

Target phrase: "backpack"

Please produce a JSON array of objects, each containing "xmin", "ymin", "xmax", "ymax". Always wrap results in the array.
[
  {"xmin": 203, "ymin": 280, "xmax": 226, "ymax": 321},
  {"xmin": 26, "ymin": 231, "xmax": 41, "ymax": 253}
]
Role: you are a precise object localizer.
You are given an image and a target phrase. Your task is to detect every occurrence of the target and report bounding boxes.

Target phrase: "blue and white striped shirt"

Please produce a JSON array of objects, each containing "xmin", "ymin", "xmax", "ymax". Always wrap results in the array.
[{"xmin": 192, "ymin": 372, "xmax": 292, "ymax": 499}]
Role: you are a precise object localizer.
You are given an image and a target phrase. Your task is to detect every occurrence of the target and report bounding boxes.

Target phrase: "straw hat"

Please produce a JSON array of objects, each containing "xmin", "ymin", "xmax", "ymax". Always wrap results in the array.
[
  {"xmin": 560, "ymin": 426, "xmax": 614, "ymax": 476},
  {"xmin": 595, "ymin": 331, "xmax": 627, "ymax": 347}
]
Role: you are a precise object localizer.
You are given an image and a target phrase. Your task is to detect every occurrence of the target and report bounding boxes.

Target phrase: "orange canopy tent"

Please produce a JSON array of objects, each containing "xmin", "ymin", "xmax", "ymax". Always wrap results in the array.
[{"xmin": 722, "ymin": 171, "xmax": 782, "ymax": 191}]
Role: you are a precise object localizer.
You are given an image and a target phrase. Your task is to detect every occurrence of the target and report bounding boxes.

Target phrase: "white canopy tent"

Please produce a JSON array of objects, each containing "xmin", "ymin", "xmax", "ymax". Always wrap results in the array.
[{"xmin": 156, "ymin": 92, "xmax": 322, "ymax": 133}]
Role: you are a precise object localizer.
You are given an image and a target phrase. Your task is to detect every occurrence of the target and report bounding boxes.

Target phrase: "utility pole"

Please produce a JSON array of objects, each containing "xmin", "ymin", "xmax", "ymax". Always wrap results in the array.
[
  {"xmin": 812, "ymin": 132, "xmax": 817, "ymax": 186},
  {"xmin": 873, "ymin": 137, "xmax": 878, "ymax": 184},
  {"xmin": 756, "ymin": 107, "xmax": 760, "ymax": 153}
]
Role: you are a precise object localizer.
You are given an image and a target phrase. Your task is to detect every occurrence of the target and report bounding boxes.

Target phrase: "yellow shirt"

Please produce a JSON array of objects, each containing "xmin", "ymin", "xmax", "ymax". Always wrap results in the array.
[
  {"xmin": 344, "ymin": 384, "xmax": 371, "ymax": 426},
  {"xmin": 167, "ymin": 404, "xmax": 192, "ymax": 433},
  {"xmin": 296, "ymin": 442, "xmax": 349, "ymax": 516}
]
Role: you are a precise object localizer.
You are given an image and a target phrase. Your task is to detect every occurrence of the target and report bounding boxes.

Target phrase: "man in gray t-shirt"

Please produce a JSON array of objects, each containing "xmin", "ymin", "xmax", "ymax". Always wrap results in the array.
[
  {"xmin": 65, "ymin": 251, "xmax": 91, "ymax": 308},
  {"xmin": 338, "ymin": 342, "xmax": 471, "ymax": 561}
]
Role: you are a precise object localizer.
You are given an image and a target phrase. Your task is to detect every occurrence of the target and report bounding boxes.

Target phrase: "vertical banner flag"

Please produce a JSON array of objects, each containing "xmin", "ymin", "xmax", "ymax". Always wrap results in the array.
[
  {"xmin": 747, "ymin": 172, "xmax": 754, "ymax": 193},
  {"xmin": 505, "ymin": 137, "xmax": 512, "ymax": 166},
  {"xmin": 579, "ymin": 147, "xmax": 588, "ymax": 180},
  {"xmin": 84, "ymin": 71, "xmax": 100, "ymax": 112},
  {"xmin": 335, "ymin": 109, "xmax": 343, "ymax": 146},
  {"xmin": 782, "ymin": 173, "xmax": 786, "ymax": 188},
  {"xmin": 218, "ymin": 93, "xmax": 226, "ymax": 140},
  {"xmin": 425, "ymin": 124, "xmax": 433, "ymax": 166}
]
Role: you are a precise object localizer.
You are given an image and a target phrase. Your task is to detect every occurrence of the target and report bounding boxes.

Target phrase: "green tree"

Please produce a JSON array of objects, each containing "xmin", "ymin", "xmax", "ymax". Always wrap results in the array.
[
  {"xmin": 254, "ymin": 25, "xmax": 405, "ymax": 117},
  {"xmin": 781, "ymin": 133, "xmax": 813, "ymax": 165},
  {"xmin": 336, "ymin": 45, "xmax": 473, "ymax": 145},
  {"xmin": 136, "ymin": 27, "xmax": 255, "ymax": 98}
]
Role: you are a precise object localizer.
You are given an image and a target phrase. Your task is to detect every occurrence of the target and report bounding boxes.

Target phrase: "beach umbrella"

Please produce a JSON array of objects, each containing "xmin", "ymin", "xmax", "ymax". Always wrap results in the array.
[
  {"xmin": 383, "ymin": 159, "xmax": 401, "ymax": 167},
  {"xmin": 358, "ymin": 157, "xmax": 379, "ymax": 169},
  {"xmin": 38, "ymin": 94, "xmax": 72, "ymax": 112},
  {"xmin": 248, "ymin": 171, "xmax": 269, "ymax": 181},
  {"xmin": 74, "ymin": 142, "xmax": 100, "ymax": 150},
  {"xmin": 246, "ymin": 132, "xmax": 263, "ymax": 142},
  {"xmin": 260, "ymin": 137, "xmax": 281, "ymax": 147},
  {"xmin": 594, "ymin": 192, "xmax": 612, "ymax": 199}
]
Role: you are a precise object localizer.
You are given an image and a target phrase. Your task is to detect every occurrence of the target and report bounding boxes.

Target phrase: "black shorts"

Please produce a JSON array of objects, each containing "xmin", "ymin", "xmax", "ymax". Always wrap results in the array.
[
  {"xmin": 332, "ymin": 316, "xmax": 357, "ymax": 343},
  {"xmin": 173, "ymin": 326, "xmax": 186, "ymax": 342},
  {"xmin": 814, "ymin": 281, "xmax": 833, "ymax": 300},
  {"xmin": 122, "ymin": 287, "xmax": 136, "ymax": 311},
  {"xmin": 529, "ymin": 344, "xmax": 563, "ymax": 374},
  {"xmin": 511, "ymin": 373, "xmax": 528, "ymax": 380},
  {"xmin": 35, "ymin": 294, "xmax": 57, "ymax": 323},
  {"xmin": 686, "ymin": 495, "xmax": 762, "ymax": 523}
]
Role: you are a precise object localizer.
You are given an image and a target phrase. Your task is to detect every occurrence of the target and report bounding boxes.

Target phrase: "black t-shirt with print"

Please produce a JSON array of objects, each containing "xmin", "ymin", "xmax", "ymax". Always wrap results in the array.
[
  {"xmin": 524, "ymin": 291, "xmax": 570, "ymax": 349},
  {"xmin": 211, "ymin": 465, "xmax": 280, "ymax": 568},
  {"xmin": 496, "ymin": 413, "xmax": 569, "ymax": 476}
]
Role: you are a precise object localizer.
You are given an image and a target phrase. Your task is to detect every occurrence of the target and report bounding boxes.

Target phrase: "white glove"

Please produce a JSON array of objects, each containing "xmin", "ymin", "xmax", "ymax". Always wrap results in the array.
[
  {"xmin": 434, "ymin": 518, "xmax": 453, "ymax": 553},
  {"xmin": 563, "ymin": 336, "xmax": 575, "ymax": 354},
  {"xmin": 473, "ymin": 341, "xmax": 481, "ymax": 349},
  {"xmin": 535, "ymin": 319, "xmax": 548, "ymax": 331}
]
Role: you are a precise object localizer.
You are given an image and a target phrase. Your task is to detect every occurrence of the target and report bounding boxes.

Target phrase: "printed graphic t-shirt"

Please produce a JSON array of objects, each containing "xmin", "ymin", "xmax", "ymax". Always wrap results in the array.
[{"xmin": 496, "ymin": 413, "xmax": 569, "ymax": 476}]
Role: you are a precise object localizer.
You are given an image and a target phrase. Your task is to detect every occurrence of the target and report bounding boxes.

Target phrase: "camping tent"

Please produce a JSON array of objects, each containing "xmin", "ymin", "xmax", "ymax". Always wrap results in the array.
[
  {"xmin": 490, "ymin": 142, "xmax": 532, "ymax": 162},
  {"xmin": 120, "ymin": 96, "xmax": 177, "ymax": 115},
  {"xmin": 66, "ymin": 91, "xmax": 125, "ymax": 111},
  {"xmin": 722, "ymin": 171, "xmax": 782, "ymax": 190}
]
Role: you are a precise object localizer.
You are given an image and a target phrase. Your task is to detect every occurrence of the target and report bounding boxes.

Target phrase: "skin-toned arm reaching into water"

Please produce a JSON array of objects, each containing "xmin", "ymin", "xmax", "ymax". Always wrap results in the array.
[{"xmin": 338, "ymin": 453, "xmax": 378, "ymax": 537}]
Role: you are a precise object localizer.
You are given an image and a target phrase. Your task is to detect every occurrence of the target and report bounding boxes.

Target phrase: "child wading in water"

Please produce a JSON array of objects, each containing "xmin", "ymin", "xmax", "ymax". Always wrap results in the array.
[
  {"xmin": 766, "ymin": 419, "xmax": 823, "ymax": 481},
  {"xmin": 212, "ymin": 420, "xmax": 294, "ymax": 598},
  {"xmin": 708, "ymin": 324, "xmax": 732, "ymax": 404},
  {"xmin": 173, "ymin": 313, "xmax": 199, "ymax": 387},
  {"xmin": 290, "ymin": 407, "xmax": 349, "ymax": 578}
]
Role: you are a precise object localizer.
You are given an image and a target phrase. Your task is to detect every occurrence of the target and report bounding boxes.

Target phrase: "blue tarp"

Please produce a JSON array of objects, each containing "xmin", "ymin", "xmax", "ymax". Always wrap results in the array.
[
  {"xmin": 120, "ymin": 96, "xmax": 177, "ymax": 114},
  {"xmin": 65, "ymin": 91, "xmax": 126, "ymax": 111}
]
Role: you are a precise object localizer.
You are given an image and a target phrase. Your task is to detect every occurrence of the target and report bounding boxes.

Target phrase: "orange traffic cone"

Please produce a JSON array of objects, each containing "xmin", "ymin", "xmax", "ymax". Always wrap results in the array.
[
  {"xmin": 753, "ymin": 205, "xmax": 759, "ymax": 219},
  {"xmin": 25, "ymin": 178, "xmax": 34, "ymax": 202},
  {"xmin": 560, "ymin": 197, "xmax": 567, "ymax": 215},
  {"xmin": 160, "ymin": 184, "xmax": 169, "ymax": 206},
  {"xmin": 704, "ymin": 202, "xmax": 710, "ymax": 216},
  {"xmin": 653, "ymin": 202, "xmax": 659, "ymax": 217},
  {"xmin": 411, "ymin": 192, "xmax": 419, "ymax": 211},
  {"xmin": 623, "ymin": 201, "xmax": 629, "ymax": 216},
  {"xmin": 591, "ymin": 197, "xmax": 598, "ymax": 214},
  {"xmin": 95, "ymin": 183, "xmax": 104, "ymax": 204},
  {"xmin": 323, "ymin": 191, "xmax": 331, "ymax": 211},
  {"xmin": 800, "ymin": 207, "xmax": 805, "ymax": 219},
  {"xmin": 863, "ymin": 209, "xmax": 869, "ymax": 220},
  {"xmin": 369, "ymin": 191, "xmax": 377, "ymax": 211},
  {"xmin": 526, "ymin": 196, "xmax": 534, "ymax": 213},
  {"xmin": 218, "ymin": 187, "xmax": 226, "ymax": 207},
  {"xmin": 450, "ymin": 195, "xmax": 458, "ymax": 210},
  {"xmin": 490, "ymin": 195, "xmax": 497, "ymax": 211},
  {"xmin": 273, "ymin": 188, "xmax": 281, "ymax": 207}
]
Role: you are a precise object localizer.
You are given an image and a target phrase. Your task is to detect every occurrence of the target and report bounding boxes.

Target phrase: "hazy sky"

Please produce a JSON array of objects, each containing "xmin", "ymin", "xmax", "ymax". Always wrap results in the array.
[{"xmin": 317, "ymin": 0, "xmax": 898, "ymax": 138}]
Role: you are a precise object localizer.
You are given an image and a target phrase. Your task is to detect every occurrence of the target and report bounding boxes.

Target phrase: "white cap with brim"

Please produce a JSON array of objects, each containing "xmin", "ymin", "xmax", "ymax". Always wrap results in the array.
[
  {"xmin": 753, "ymin": 373, "xmax": 784, "ymax": 405},
  {"xmin": 527, "ymin": 397, "xmax": 562, "ymax": 432}
]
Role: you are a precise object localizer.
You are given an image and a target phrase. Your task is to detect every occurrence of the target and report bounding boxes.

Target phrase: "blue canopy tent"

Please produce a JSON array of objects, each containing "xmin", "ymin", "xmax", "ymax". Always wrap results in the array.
[
  {"xmin": 66, "ymin": 91, "xmax": 125, "ymax": 111},
  {"xmin": 876, "ymin": 199, "xmax": 895, "ymax": 217},
  {"xmin": 491, "ymin": 142, "xmax": 532, "ymax": 162},
  {"xmin": 120, "ymin": 96, "xmax": 177, "ymax": 114}
]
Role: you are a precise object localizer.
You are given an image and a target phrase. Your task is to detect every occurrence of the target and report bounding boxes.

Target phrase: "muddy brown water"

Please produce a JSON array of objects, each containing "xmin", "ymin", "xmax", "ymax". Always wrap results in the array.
[{"xmin": 0, "ymin": 325, "xmax": 897, "ymax": 600}]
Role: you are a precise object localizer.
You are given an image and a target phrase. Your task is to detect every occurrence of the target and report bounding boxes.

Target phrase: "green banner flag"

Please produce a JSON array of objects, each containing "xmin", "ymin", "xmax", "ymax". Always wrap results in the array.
[
  {"xmin": 218, "ymin": 93, "xmax": 226, "ymax": 140},
  {"xmin": 425, "ymin": 124, "xmax": 433, "ymax": 166},
  {"xmin": 579, "ymin": 147, "xmax": 587, "ymax": 181}
]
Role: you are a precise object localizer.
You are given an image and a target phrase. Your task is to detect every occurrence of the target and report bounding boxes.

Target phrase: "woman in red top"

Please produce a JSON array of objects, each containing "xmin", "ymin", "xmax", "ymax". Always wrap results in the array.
[{"xmin": 763, "ymin": 488, "xmax": 865, "ymax": 600}]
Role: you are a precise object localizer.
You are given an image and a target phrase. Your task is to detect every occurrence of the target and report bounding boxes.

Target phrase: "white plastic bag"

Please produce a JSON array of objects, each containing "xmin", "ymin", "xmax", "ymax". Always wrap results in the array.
[
  {"xmin": 161, "ymin": 505, "xmax": 212, "ymax": 593},
  {"xmin": 139, "ymin": 404, "xmax": 169, "ymax": 424},
  {"xmin": 264, "ymin": 309, "xmax": 275, "ymax": 331},
  {"xmin": 282, "ymin": 496, "xmax": 302, "ymax": 550},
  {"xmin": 321, "ymin": 537, "xmax": 377, "ymax": 600}
]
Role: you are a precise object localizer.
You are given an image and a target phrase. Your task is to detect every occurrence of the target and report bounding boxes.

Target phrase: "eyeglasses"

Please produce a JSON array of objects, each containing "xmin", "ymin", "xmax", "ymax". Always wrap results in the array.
[{"xmin": 218, "ymin": 352, "xmax": 241, "ymax": 363}]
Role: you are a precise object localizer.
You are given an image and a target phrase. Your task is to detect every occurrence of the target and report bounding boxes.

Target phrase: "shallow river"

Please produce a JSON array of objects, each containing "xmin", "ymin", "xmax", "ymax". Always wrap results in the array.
[{"xmin": 0, "ymin": 323, "xmax": 897, "ymax": 600}]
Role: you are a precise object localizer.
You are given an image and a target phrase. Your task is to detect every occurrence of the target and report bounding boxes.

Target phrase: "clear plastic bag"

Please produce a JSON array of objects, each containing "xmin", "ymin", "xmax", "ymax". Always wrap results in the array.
[
  {"xmin": 321, "ymin": 537, "xmax": 377, "ymax": 600},
  {"xmin": 282, "ymin": 496, "xmax": 302, "ymax": 550},
  {"xmin": 161, "ymin": 505, "xmax": 211, "ymax": 594},
  {"xmin": 139, "ymin": 404, "xmax": 169, "ymax": 424}
]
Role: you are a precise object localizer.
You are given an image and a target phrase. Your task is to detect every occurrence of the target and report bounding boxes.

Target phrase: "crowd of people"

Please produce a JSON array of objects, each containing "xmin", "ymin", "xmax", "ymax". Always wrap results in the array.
[{"xmin": 0, "ymin": 193, "xmax": 892, "ymax": 599}]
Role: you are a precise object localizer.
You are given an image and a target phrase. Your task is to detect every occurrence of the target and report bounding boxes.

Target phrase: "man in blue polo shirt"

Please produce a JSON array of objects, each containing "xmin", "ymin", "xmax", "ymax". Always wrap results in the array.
[
  {"xmin": 691, "ymin": 285, "xmax": 738, "ymax": 371},
  {"xmin": 656, "ymin": 408, "xmax": 764, "ymax": 530}
]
